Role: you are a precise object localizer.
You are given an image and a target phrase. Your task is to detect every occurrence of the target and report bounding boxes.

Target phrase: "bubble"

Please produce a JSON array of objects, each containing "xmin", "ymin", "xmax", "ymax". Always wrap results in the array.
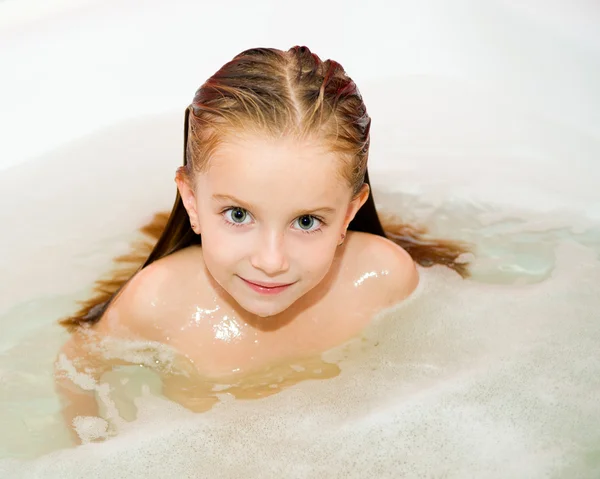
[{"xmin": 3, "ymin": 241, "xmax": 599, "ymax": 477}]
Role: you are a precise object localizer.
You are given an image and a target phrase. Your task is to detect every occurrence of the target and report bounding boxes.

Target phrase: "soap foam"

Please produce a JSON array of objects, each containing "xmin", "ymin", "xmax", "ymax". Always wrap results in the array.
[{"xmin": 2, "ymin": 240, "xmax": 599, "ymax": 478}]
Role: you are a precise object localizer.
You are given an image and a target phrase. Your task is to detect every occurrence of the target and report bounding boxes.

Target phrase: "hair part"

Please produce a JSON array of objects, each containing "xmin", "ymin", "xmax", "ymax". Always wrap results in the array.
[{"xmin": 186, "ymin": 46, "xmax": 369, "ymax": 195}]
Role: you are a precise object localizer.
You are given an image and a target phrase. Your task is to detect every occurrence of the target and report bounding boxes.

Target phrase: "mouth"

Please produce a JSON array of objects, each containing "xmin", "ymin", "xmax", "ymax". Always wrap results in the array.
[{"xmin": 238, "ymin": 276, "xmax": 295, "ymax": 295}]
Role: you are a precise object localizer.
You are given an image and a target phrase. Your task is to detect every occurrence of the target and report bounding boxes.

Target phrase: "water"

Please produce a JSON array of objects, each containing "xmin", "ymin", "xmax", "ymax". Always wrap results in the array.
[
  {"xmin": 1, "ymin": 189, "xmax": 599, "ymax": 477},
  {"xmin": 1, "ymin": 37, "xmax": 599, "ymax": 476}
]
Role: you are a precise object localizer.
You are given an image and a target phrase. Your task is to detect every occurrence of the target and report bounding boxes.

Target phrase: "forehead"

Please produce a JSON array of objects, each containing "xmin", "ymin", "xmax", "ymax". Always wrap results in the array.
[{"xmin": 198, "ymin": 133, "xmax": 352, "ymax": 206}]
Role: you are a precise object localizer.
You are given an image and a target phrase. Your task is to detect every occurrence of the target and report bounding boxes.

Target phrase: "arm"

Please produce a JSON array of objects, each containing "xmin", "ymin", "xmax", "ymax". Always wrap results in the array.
[
  {"xmin": 54, "ymin": 329, "xmax": 113, "ymax": 444},
  {"xmin": 54, "ymin": 263, "xmax": 171, "ymax": 444}
]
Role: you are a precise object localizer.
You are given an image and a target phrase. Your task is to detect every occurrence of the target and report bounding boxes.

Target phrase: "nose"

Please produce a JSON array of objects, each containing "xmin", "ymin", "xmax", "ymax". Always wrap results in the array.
[{"xmin": 249, "ymin": 229, "xmax": 289, "ymax": 276}]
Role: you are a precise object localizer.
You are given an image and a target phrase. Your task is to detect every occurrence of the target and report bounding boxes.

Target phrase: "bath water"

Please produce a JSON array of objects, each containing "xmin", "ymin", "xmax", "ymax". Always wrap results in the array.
[{"xmin": 1, "ymin": 192, "xmax": 599, "ymax": 478}]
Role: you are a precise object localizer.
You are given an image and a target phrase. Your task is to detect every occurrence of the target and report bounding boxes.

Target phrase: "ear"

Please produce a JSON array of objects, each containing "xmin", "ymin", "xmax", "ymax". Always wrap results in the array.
[
  {"xmin": 175, "ymin": 167, "xmax": 201, "ymax": 233},
  {"xmin": 342, "ymin": 183, "xmax": 370, "ymax": 230}
]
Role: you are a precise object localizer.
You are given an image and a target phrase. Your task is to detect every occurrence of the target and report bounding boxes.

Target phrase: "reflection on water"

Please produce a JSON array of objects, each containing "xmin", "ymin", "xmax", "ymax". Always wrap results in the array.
[{"xmin": 378, "ymin": 190, "xmax": 600, "ymax": 284}]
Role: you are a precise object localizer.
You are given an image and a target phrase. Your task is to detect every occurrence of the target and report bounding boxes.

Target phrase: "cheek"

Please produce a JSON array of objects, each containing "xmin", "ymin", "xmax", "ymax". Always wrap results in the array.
[
  {"xmin": 199, "ymin": 222, "xmax": 245, "ymax": 271},
  {"xmin": 293, "ymin": 240, "xmax": 337, "ymax": 279}
]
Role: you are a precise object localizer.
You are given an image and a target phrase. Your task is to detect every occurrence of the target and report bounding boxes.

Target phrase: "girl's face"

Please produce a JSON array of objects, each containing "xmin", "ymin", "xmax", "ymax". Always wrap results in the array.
[{"xmin": 178, "ymin": 132, "xmax": 368, "ymax": 318}]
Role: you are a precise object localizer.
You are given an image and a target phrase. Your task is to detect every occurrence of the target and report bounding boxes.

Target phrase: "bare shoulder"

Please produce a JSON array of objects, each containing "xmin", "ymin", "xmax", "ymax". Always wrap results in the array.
[
  {"xmin": 93, "ymin": 245, "xmax": 205, "ymax": 341},
  {"xmin": 343, "ymin": 231, "xmax": 419, "ymax": 308},
  {"xmin": 56, "ymin": 246, "xmax": 206, "ymax": 377}
]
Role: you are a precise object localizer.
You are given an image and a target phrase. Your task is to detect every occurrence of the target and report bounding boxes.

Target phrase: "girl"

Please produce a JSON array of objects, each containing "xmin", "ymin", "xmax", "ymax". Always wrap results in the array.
[{"xmin": 55, "ymin": 46, "xmax": 469, "ymax": 441}]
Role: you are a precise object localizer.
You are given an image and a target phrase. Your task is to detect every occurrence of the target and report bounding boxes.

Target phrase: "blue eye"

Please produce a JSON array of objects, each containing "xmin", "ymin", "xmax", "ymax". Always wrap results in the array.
[
  {"xmin": 294, "ymin": 215, "xmax": 321, "ymax": 232},
  {"xmin": 224, "ymin": 207, "xmax": 251, "ymax": 225}
]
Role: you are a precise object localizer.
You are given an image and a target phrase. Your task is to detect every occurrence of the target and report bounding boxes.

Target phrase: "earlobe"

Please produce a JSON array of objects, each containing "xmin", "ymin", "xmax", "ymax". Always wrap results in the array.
[{"xmin": 175, "ymin": 168, "xmax": 200, "ymax": 232}]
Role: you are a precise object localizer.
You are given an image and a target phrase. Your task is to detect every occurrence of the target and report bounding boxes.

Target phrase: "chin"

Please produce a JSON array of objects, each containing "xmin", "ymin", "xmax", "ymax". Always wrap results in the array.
[
  {"xmin": 231, "ymin": 292, "xmax": 296, "ymax": 318},
  {"xmin": 223, "ymin": 279, "xmax": 305, "ymax": 318},
  {"xmin": 244, "ymin": 301, "xmax": 290, "ymax": 318}
]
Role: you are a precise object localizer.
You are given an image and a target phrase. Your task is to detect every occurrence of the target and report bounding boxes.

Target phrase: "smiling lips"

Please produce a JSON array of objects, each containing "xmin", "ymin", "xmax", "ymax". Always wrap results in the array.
[{"xmin": 239, "ymin": 276, "xmax": 294, "ymax": 295}]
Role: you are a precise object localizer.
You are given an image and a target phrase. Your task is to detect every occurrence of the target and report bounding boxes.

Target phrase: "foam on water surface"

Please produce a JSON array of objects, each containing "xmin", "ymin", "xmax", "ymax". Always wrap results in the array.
[
  {"xmin": 1, "ymin": 236, "xmax": 599, "ymax": 478},
  {"xmin": 0, "ymin": 2, "xmax": 599, "ymax": 472},
  {"xmin": 0, "ymin": 92, "xmax": 599, "ymax": 475}
]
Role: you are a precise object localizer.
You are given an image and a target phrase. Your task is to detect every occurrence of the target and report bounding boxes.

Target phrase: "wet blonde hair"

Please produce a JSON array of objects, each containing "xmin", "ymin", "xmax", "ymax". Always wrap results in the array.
[{"xmin": 185, "ymin": 46, "xmax": 370, "ymax": 195}]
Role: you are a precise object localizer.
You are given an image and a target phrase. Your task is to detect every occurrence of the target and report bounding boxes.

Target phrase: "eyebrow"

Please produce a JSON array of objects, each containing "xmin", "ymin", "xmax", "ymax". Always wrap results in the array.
[{"xmin": 212, "ymin": 194, "xmax": 337, "ymax": 216}]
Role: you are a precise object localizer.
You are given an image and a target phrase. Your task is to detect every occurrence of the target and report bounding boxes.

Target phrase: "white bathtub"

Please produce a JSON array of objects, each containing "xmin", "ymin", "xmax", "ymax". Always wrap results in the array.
[{"xmin": 1, "ymin": 0, "xmax": 599, "ymax": 477}]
